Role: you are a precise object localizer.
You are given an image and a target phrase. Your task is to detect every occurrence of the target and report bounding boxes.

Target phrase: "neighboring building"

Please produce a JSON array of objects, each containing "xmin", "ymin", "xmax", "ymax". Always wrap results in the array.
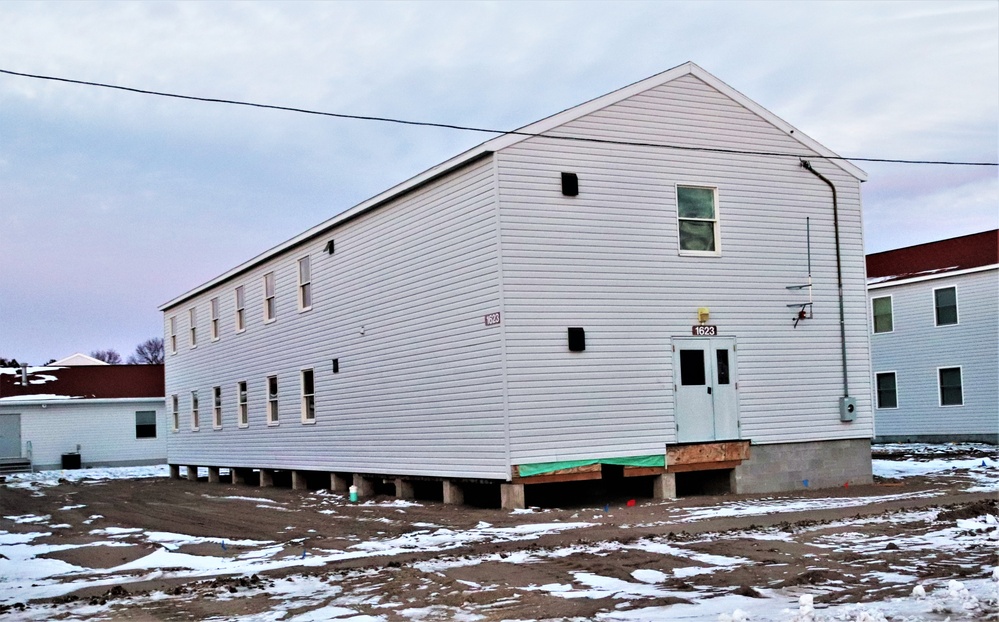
[
  {"xmin": 0, "ymin": 365, "xmax": 166, "ymax": 471},
  {"xmin": 50, "ymin": 353, "xmax": 110, "ymax": 366},
  {"xmin": 867, "ymin": 230, "xmax": 998, "ymax": 443},
  {"xmin": 160, "ymin": 62, "xmax": 874, "ymax": 507}
]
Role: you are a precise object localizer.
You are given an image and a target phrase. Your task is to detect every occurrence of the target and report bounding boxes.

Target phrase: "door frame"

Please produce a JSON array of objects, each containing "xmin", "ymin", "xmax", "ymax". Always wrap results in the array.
[{"xmin": 672, "ymin": 336, "xmax": 740, "ymax": 443}]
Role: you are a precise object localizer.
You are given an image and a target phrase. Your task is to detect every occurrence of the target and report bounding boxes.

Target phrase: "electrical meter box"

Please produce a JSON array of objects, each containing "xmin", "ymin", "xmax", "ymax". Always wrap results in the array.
[{"xmin": 839, "ymin": 396, "xmax": 857, "ymax": 422}]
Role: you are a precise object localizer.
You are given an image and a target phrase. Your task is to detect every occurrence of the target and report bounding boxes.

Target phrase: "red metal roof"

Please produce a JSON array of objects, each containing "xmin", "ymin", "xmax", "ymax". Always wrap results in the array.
[
  {"xmin": 867, "ymin": 230, "xmax": 998, "ymax": 282},
  {"xmin": 0, "ymin": 365, "xmax": 164, "ymax": 400}
]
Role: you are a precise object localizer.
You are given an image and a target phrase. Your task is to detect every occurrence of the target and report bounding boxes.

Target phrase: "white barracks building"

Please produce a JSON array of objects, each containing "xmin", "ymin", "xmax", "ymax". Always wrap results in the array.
[{"xmin": 161, "ymin": 63, "xmax": 873, "ymax": 508}]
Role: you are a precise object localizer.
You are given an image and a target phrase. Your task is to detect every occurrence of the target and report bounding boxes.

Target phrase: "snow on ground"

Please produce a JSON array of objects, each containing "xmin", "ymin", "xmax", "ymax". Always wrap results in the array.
[{"xmin": 1, "ymin": 445, "xmax": 997, "ymax": 620}]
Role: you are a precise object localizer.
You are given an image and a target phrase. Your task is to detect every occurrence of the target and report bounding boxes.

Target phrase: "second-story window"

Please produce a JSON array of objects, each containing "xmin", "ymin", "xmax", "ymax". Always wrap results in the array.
[
  {"xmin": 301, "ymin": 369, "xmax": 315, "ymax": 423},
  {"xmin": 871, "ymin": 296, "xmax": 893, "ymax": 334},
  {"xmin": 298, "ymin": 256, "xmax": 312, "ymax": 311},
  {"xmin": 235, "ymin": 285, "xmax": 245, "ymax": 332},
  {"xmin": 676, "ymin": 185, "xmax": 720, "ymax": 255},
  {"xmin": 169, "ymin": 317, "xmax": 177, "ymax": 354},
  {"xmin": 210, "ymin": 297, "xmax": 220, "ymax": 341},
  {"xmin": 264, "ymin": 272, "xmax": 276, "ymax": 322},
  {"xmin": 191, "ymin": 390, "xmax": 200, "ymax": 430},
  {"xmin": 189, "ymin": 307, "xmax": 198, "ymax": 348},
  {"xmin": 934, "ymin": 286, "xmax": 958, "ymax": 326},
  {"xmin": 171, "ymin": 394, "xmax": 179, "ymax": 431}
]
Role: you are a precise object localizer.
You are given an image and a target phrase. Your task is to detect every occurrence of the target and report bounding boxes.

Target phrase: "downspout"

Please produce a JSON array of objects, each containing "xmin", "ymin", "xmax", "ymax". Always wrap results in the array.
[{"xmin": 800, "ymin": 160, "xmax": 849, "ymax": 399}]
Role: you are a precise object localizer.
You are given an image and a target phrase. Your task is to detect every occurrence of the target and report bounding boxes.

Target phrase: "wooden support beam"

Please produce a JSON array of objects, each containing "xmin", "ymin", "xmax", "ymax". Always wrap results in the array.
[
  {"xmin": 394, "ymin": 478, "xmax": 414, "ymax": 499},
  {"xmin": 330, "ymin": 473, "xmax": 350, "ymax": 493},
  {"xmin": 442, "ymin": 480, "xmax": 463, "ymax": 505},
  {"xmin": 511, "ymin": 462, "xmax": 601, "ymax": 484},
  {"xmin": 292, "ymin": 470, "xmax": 307, "ymax": 491},
  {"xmin": 231, "ymin": 468, "xmax": 246, "ymax": 485},
  {"xmin": 667, "ymin": 441, "xmax": 750, "ymax": 468},
  {"xmin": 168, "ymin": 464, "xmax": 181, "ymax": 480},
  {"xmin": 186, "ymin": 466, "xmax": 198, "ymax": 482},
  {"xmin": 653, "ymin": 473, "xmax": 677, "ymax": 499},
  {"xmin": 623, "ymin": 466, "xmax": 667, "ymax": 478},
  {"xmin": 500, "ymin": 483, "xmax": 525, "ymax": 510},
  {"xmin": 667, "ymin": 459, "xmax": 742, "ymax": 473},
  {"xmin": 207, "ymin": 466, "xmax": 221, "ymax": 483},
  {"xmin": 353, "ymin": 474, "xmax": 375, "ymax": 497},
  {"xmin": 259, "ymin": 469, "xmax": 274, "ymax": 488}
]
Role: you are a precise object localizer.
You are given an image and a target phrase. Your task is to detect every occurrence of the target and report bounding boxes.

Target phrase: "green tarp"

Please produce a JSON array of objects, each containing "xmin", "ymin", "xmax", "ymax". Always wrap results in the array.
[{"xmin": 517, "ymin": 454, "xmax": 665, "ymax": 478}]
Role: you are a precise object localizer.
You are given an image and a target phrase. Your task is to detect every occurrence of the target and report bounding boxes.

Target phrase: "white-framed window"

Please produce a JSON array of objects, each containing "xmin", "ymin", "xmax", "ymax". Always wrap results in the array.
[
  {"xmin": 938, "ymin": 366, "xmax": 963, "ymax": 406},
  {"xmin": 298, "ymin": 256, "xmax": 313, "ymax": 311},
  {"xmin": 871, "ymin": 295, "xmax": 893, "ymax": 334},
  {"xmin": 169, "ymin": 317, "xmax": 177, "ymax": 354},
  {"xmin": 934, "ymin": 286, "xmax": 958, "ymax": 326},
  {"xmin": 263, "ymin": 272, "xmax": 276, "ymax": 322},
  {"xmin": 235, "ymin": 285, "xmax": 246, "ymax": 333},
  {"xmin": 875, "ymin": 372, "xmax": 897, "ymax": 409},
  {"xmin": 213, "ymin": 386, "xmax": 222, "ymax": 429},
  {"xmin": 189, "ymin": 307, "xmax": 198, "ymax": 348},
  {"xmin": 210, "ymin": 297, "xmax": 220, "ymax": 341},
  {"xmin": 676, "ymin": 185, "xmax": 720, "ymax": 255},
  {"xmin": 171, "ymin": 395, "xmax": 179, "ymax": 432},
  {"xmin": 267, "ymin": 375, "xmax": 279, "ymax": 424},
  {"xmin": 301, "ymin": 368, "xmax": 316, "ymax": 423},
  {"xmin": 135, "ymin": 410, "xmax": 157, "ymax": 439},
  {"xmin": 238, "ymin": 381, "xmax": 248, "ymax": 428},
  {"xmin": 191, "ymin": 390, "xmax": 200, "ymax": 430}
]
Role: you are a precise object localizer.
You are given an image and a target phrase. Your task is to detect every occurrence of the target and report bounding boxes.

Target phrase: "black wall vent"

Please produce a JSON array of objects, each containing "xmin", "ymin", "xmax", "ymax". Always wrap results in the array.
[
  {"xmin": 561, "ymin": 172, "xmax": 579, "ymax": 196},
  {"xmin": 324, "ymin": 240, "xmax": 335, "ymax": 255},
  {"xmin": 332, "ymin": 359, "xmax": 340, "ymax": 373},
  {"xmin": 568, "ymin": 327, "xmax": 585, "ymax": 351}
]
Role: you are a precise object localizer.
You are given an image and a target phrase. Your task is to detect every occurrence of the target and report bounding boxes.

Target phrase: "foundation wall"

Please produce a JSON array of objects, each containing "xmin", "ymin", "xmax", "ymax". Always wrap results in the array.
[{"xmin": 732, "ymin": 438, "xmax": 872, "ymax": 494}]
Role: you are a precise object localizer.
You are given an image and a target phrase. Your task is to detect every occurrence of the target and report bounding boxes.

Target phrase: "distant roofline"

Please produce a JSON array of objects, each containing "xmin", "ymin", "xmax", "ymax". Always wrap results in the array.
[
  {"xmin": 161, "ymin": 61, "xmax": 867, "ymax": 312},
  {"xmin": 0, "ymin": 396, "xmax": 166, "ymax": 406},
  {"xmin": 868, "ymin": 263, "xmax": 997, "ymax": 289},
  {"xmin": 866, "ymin": 229, "xmax": 998, "ymax": 283}
]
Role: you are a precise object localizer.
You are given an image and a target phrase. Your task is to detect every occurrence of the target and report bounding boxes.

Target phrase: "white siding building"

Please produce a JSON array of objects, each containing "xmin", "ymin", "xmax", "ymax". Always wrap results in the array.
[
  {"xmin": 867, "ymin": 230, "xmax": 998, "ymax": 443},
  {"xmin": 161, "ymin": 63, "xmax": 874, "ymax": 506},
  {"xmin": 0, "ymin": 365, "xmax": 166, "ymax": 471}
]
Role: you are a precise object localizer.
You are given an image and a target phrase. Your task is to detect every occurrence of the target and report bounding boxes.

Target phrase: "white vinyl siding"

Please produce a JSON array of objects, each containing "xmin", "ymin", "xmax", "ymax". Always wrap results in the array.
[
  {"xmin": 2, "ymin": 399, "xmax": 167, "ymax": 469},
  {"xmin": 162, "ymin": 157, "xmax": 504, "ymax": 477},
  {"xmin": 870, "ymin": 268, "xmax": 997, "ymax": 438},
  {"xmin": 497, "ymin": 73, "xmax": 871, "ymax": 461}
]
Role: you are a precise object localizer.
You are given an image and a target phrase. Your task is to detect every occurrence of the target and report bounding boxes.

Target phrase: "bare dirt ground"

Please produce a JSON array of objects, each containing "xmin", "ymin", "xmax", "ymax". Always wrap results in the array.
[{"xmin": 1, "ymin": 445, "xmax": 996, "ymax": 621}]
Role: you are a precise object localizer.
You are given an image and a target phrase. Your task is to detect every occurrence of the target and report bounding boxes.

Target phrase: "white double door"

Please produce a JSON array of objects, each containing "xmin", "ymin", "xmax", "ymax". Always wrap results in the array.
[{"xmin": 672, "ymin": 337, "xmax": 739, "ymax": 443}]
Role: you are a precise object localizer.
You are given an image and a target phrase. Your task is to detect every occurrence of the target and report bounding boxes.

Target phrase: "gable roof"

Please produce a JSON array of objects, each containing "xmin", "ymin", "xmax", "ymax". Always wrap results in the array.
[
  {"xmin": 50, "ymin": 353, "xmax": 110, "ymax": 366},
  {"xmin": 0, "ymin": 365, "xmax": 164, "ymax": 400},
  {"xmin": 866, "ymin": 229, "xmax": 999, "ymax": 284},
  {"xmin": 161, "ymin": 62, "xmax": 866, "ymax": 311}
]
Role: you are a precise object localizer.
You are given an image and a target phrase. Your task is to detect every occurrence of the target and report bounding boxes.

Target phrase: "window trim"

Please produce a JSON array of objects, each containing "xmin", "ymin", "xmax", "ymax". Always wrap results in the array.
[
  {"xmin": 933, "ymin": 286, "xmax": 959, "ymax": 327},
  {"xmin": 212, "ymin": 385, "xmax": 223, "ymax": 429},
  {"xmin": 191, "ymin": 390, "xmax": 200, "ymax": 431},
  {"xmin": 874, "ymin": 371, "xmax": 898, "ymax": 410},
  {"xmin": 266, "ymin": 375, "xmax": 279, "ymax": 426},
  {"xmin": 263, "ymin": 272, "xmax": 276, "ymax": 323},
  {"xmin": 135, "ymin": 410, "xmax": 157, "ymax": 439},
  {"xmin": 235, "ymin": 285, "xmax": 246, "ymax": 333},
  {"xmin": 675, "ymin": 184, "xmax": 721, "ymax": 257},
  {"xmin": 937, "ymin": 366, "xmax": 964, "ymax": 407},
  {"xmin": 169, "ymin": 317, "xmax": 177, "ymax": 354},
  {"xmin": 171, "ymin": 395, "xmax": 179, "ymax": 432},
  {"xmin": 237, "ymin": 381, "xmax": 249, "ymax": 428},
  {"xmin": 298, "ymin": 256, "xmax": 313, "ymax": 312},
  {"xmin": 189, "ymin": 307, "xmax": 198, "ymax": 349},
  {"xmin": 871, "ymin": 295, "xmax": 894, "ymax": 334},
  {"xmin": 301, "ymin": 368, "xmax": 316, "ymax": 424},
  {"xmin": 210, "ymin": 297, "xmax": 220, "ymax": 341}
]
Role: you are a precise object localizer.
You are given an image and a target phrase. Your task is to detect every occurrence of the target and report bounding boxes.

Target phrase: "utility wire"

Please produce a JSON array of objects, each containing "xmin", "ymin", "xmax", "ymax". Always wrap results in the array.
[{"xmin": 2, "ymin": 68, "xmax": 996, "ymax": 167}]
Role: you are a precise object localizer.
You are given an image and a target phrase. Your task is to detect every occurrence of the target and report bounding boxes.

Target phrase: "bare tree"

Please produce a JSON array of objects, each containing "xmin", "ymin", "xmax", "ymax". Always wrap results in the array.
[
  {"xmin": 90, "ymin": 349, "xmax": 123, "ymax": 365},
  {"xmin": 127, "ymin": 338, "xmax": 164, "ymax": 365}
]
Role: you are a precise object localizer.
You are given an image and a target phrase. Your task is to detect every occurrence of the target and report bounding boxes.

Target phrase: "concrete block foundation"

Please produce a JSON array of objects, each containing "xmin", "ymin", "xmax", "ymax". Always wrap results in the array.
[{"xmin": 732, "ymin": 438, "xmax": 872, "ymax": 494}]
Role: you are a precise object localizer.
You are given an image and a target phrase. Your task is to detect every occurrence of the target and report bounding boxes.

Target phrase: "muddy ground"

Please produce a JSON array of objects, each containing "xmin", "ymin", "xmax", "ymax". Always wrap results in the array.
[{"xmin": 0, "ymin": 446, "xmax": 996, "ymax": 621}]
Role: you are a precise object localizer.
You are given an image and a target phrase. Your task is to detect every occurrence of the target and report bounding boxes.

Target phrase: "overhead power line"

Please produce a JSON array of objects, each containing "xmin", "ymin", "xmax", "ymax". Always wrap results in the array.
[{"xmin": 2, "ymin": 67, "xmax": 996, "ymax": 167}]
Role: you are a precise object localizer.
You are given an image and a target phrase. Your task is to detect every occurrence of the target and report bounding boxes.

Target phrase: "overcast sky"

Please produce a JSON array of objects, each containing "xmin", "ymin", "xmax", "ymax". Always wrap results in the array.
[{"xmin": 1, "ymin": 1, "xmax": 996, "ymax": 365}]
